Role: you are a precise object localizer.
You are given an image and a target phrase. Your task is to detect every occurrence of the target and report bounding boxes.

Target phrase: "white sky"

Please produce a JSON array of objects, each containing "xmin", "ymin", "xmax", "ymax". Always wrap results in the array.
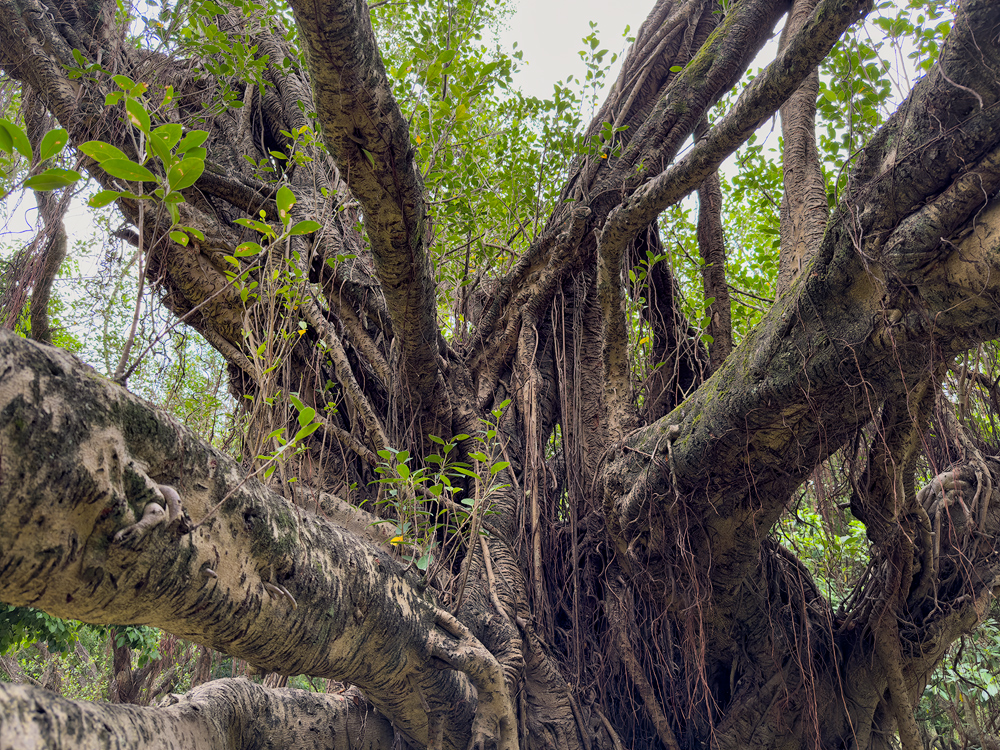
[{"xmin": 497, "ymin": 0, "xmax": 656, "ymax": 100}]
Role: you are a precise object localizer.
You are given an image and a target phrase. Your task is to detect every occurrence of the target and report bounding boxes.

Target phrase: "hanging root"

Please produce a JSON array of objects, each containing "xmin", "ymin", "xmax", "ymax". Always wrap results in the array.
[{"xmin": 611, "ymin": 598, "xmax": 681, "ymax": 750}]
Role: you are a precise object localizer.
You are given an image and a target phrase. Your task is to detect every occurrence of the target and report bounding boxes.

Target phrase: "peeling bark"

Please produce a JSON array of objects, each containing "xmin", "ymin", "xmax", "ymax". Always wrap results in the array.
[
  {"xmin": 776, "ymin": 0, "xmax": 829, "ymax": 297},
  {"xmin": 695, "ymin": 164, "xmax": 733, "ymax": 372}
]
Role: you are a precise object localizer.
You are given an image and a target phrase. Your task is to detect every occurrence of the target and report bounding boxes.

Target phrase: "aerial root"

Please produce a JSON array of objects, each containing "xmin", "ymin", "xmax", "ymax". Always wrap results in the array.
[
  {"xmin": 610, "ymin": 597, "xmax": 680, "ymax": 750},
  {"xmin": 874, "ymin": 614, "xmax": 922, "ymax": 750},
  {"xmin": 428, "ymin": 609, "xmax": 517, "ymax": 750},
  {"xmin": 113, "ymin": 484, "xmax": 185, "ymax": 544}
]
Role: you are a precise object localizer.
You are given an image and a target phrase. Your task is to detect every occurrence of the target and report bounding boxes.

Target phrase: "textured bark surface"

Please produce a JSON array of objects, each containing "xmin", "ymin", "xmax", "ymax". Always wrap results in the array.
[
  {"xmin": 0, "ymin": 679, "xmax": 394, "ymax": 750},
  {"xmin": 0, "ymin": 332, "xmax": 514, "ymax": 750},
  {"xmin": 1, "ymin": 0, "xmax": 1000, "ymax": 747},
  {"xmin": 775, "ymin": 0, "xmax": 829, "ymax": 296}
]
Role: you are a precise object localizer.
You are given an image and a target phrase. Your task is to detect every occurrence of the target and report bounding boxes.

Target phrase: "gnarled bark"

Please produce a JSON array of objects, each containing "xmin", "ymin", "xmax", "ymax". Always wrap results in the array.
[{"xmin": 1, "ymin": 0, "xmax": 1000, "ymax": 747}]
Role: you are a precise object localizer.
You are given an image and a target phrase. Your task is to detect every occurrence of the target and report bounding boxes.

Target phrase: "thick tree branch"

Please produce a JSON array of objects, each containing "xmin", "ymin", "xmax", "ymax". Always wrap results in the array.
[
  {"xmin": 598, "ymin": 0, "xmax": 870, "ymax": 259},
  {"xmin": 286, "ymin": 0, "xmax": 443, "ymax": 408},
  {"xmin": 696, "ymin": 165, "xmax": 732, "ymax": 372},
  {"xmin": 0, "ymin": 679, "xmax": 394, "ymax": 750},
  {"xmin": 775, "ymin": 0, "xmax": 829, "ymax": 296},
  {"xmin": 595, "ymin": 0, "xmax": 868, "ymax": 433},
  {"xmin": 0, "ymin": 332, "xmax": 515, "ymax": 750},
  {"xmin": 605, "ymin": 0, "xmax": 1000, "ymax": 612},
  {"xmin": 471, "ymin": 0, "xmax": 782, "ymax": 353}
]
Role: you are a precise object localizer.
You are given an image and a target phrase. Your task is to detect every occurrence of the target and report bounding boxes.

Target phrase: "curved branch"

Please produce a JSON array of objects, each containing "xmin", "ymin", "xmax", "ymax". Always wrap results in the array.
[
  {"xmin": 598, "ymin": 0, "xmax": 871, "ymax": 256},
  {"xmin": 605, "ymin": 0, "xmax": 1000, "ymax": 624},
  {"xmin": 0, "ymin": 331, "xmax": 514, "ymax": 750}
]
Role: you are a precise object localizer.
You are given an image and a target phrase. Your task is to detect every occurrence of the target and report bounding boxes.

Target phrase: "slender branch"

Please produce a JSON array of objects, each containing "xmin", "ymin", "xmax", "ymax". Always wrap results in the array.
[
  {"xmin": 301, "ymin": 300, "xmax": 390, "ymax": 453},
  {"xmin": 600, "ymin": 0, "xmax": 872, "ymax": 255},
  {"xmin": 695, "ymin": 119, "xmax": 732, "ymax": 372}
]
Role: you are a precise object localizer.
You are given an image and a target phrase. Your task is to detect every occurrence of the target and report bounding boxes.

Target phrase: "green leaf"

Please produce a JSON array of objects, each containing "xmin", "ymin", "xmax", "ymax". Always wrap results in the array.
[
  {"xmin": 169, "ymin": 230, "xmax": 189, "ymax": 246},
  {"xmin": 235, "ymin": 218, "xmax": 272, "ymax": 234},
  {"xmin": 39, "ymin": 129, "xmax": 68, "ymax": 161},
  {"xmin": 177, "ymin": 130, "xmax": 209, "ymax": 153},
  {"xmin": 24, "ymin": 168, "xmax": 82, "ymax": 191},
  {"xmin": 79, "ymin": 141, "xmax": 128, "ymax": 163},
  {"xmin": 125, "ymin": 99, "xmax": 151, "ymax": 134},
  {"xmin": 101, "ymin": 158, "xmax": 157, "ymax": 182},
  {"xmin": 289, "ymin": 220, "xmax": 321, "ymax": 236},
  {"xmin": 0, "ymin": 126, "xmax": 11, "ymax": 155},
  {"xmin": 396, "ymin": 464, "xmax": 410, "ymax": 480},
  {"xmin": 0, "ymin": 119, "xmax": 32, "ymax": 159},
  {"xmin": 167, "ymin": 157, "xmax": 204, "ymax": 190},
  {"xmin": 147, "ymin": 133, "xmax": 173, "ymax": 166},
  {"xmin": 276, "ymin": 185, "xmax": 295, "ymax": 224},
  {"xmin": 151, "ymin": 123, "xmax": 183, "ymax": 151},
  {"xmin": 235, "ymin": 242, "xmax": 263, "ymax": 257},
  {"xmin": 89, "ymin": 190, "xmax": 122, "ymax": 208},
  {"xmin": 292, "ymin": 422, "xmax": 321, "ymax": 442},
  {"xmin": 415, "ymin": 552, "xmax": 432, "ymax": 571},
  {"xmin": 297, "ymin": 407, "xmax": 316, "ymax": 428},
  {"xmin": 490, "ymin": 461, "xmax": 510, "ymax": 475},
  {"xmin": 112, "ymin": 74, "xmax": 136, "ymax": 90}
]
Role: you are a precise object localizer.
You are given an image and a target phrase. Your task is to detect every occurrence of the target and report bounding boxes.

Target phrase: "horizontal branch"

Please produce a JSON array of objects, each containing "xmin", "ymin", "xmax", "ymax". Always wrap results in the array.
[
  {"xmin": 0, "ymin": 679, "xmax": 393, "ymax": 750},
  {"xmin": 0, "ymin": 332, "xmax": 514, "ymax": 750}
]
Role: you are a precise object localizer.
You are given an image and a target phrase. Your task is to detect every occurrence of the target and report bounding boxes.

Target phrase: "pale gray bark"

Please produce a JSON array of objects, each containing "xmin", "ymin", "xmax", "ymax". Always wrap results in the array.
[
  {"xmin": 0, "ymin": 679, "xmax": 394, "ymax": 750},
  {"xmin": 0, "ymin": 331, "xmax": 514, "ymax": 750}
]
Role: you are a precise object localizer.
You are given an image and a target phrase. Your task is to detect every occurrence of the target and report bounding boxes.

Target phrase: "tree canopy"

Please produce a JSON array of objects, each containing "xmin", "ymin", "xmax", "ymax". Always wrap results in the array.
[{"xmin": 2, "ymin": 0, "xmax": 1000, "ymax": 748}]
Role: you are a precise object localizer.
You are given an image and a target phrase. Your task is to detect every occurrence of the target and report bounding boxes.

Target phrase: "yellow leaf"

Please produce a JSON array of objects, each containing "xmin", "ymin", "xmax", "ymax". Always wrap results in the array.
[{"xmin": 389, "ymin": 535, "xmax": 404, "ymax": 545}]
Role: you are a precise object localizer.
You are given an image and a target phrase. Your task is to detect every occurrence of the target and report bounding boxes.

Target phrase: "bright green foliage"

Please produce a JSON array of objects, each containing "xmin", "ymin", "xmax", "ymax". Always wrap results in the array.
[
  {"xmin": 918, "ymin": 615, "xmax": 1000, "ymax": 745},
  {"xmin": 112, "ymin": 625, "xmax": 163, "ymax": 668},
  {"xmin": 371, "ymin": 399, "xmax": 511, "ymax": 572},
  {"xmin": 778, "ymin": 507, "xmax": 869, "ymax": 606},
  {"xmin": 0, "ymin": 604, "xmax": 82, "ymax": 655}
]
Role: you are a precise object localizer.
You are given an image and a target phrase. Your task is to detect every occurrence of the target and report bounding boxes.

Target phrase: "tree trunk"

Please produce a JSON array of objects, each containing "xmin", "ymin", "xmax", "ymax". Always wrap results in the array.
[{"xmin": 1, "ymin": 0, "xmax": 1000, "ymax": 746}]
